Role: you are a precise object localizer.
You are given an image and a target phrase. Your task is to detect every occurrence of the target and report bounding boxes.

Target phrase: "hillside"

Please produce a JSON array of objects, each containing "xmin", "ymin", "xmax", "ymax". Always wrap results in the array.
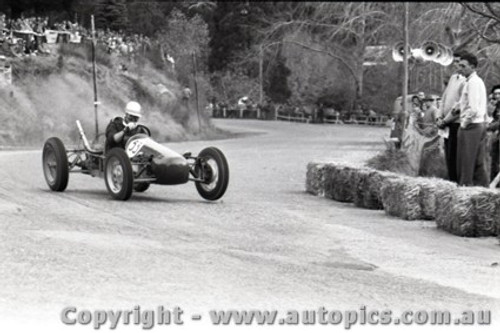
[{"xmin": 0, "ymin": 43, "xmax": 225, "ymax": 147}]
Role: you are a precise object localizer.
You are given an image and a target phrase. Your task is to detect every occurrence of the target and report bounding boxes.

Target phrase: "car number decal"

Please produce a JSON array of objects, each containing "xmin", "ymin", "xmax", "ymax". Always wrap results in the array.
[{"xmin": 126, "ymin": 139, "xmax": 145, "ymax": 158}]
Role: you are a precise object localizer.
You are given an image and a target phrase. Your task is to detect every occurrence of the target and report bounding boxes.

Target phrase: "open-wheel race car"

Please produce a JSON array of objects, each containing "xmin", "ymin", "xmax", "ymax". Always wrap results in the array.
[{"xmin": 42, "ymin": 120, "xmax": 229, "ymax": 201}]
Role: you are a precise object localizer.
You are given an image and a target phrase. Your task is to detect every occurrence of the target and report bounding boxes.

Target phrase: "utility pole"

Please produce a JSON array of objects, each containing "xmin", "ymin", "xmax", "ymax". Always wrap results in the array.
[
  {"xmin": 403, "ymin": 2, "xmax": 409, "ymax": 120},
  {"xmin": 91, "ymin": 15, "xmax": 99, "ymax": 141}
]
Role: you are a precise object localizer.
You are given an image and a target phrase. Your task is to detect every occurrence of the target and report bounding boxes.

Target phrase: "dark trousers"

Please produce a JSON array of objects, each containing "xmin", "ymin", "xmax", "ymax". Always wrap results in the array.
[
  {"xmin": 444, "ymin": 123, "xmax": 460, "ymax": 182},
  {"xmin": 457, "ymin": 123, "xmax": 489, "ymax": 187},
  {"xmin": 491, "ymin": 136, "xmax": 500, "ymax": 183}
]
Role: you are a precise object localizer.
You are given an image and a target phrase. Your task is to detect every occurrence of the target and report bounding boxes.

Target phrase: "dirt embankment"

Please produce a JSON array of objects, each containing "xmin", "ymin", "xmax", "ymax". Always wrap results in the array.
[{"xmin": 0, "ymin": 44, "xmax": 224, "ymax": 148}]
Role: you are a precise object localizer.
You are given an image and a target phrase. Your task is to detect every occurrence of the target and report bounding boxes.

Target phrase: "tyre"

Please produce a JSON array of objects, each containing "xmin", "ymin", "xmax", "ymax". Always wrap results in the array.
[
  {"xmin": 134, "ymin": 182, "xmax": 150, "ymax": 192},
  {"xmin": 104, "ymin": 148, "xmax": 134, "ymax": 200},
  {"xmin": 195, "ymin": 147, "xmax": 229, "ymax": 201},
  {"xmin": 42, "ymin": 137, "xmax": 69, "ymax": 192}
]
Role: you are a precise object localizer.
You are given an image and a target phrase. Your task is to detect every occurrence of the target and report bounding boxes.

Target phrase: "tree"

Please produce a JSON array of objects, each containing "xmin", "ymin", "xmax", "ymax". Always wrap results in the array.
[
  {"xmin": 95, "ymin": 0, "xmax": 128, "ymax": 31},
  {"xmin": 155, "ymin": 9, "xmax": 210, "ymax": 84},
  {"xmin": 255, "ymin": 2, "xmax": 400, "ymax": 108},
  {"xmin": 265, "ymin": 47, "xmax": 291, "ymax": 104}
]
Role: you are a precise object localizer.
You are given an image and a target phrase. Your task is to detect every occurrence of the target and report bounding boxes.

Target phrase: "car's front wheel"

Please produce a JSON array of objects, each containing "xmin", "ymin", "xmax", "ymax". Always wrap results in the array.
[
  {"xmin": 104, "ymin": 148, "xmax": 134, "ymax": 200},
  {"xmin": 42, "ymin": 137, "xmax": 69, "ymax": 192},
  {"xmin": 195, "ymin": 147, "xmax": 229, "ymax": 201}
]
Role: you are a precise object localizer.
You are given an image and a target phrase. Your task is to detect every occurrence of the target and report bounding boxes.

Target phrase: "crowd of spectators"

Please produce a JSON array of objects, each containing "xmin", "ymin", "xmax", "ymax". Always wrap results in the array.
[{"xmin": 0, "ymin": 12, "xmax": 160, "ymax": 65}]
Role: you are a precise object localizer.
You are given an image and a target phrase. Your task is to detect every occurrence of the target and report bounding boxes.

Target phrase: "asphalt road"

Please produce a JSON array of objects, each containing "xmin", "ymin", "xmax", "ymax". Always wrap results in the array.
[{"xmin": 0, "ymin": 119, "xmax": 499, "ymax": 332}]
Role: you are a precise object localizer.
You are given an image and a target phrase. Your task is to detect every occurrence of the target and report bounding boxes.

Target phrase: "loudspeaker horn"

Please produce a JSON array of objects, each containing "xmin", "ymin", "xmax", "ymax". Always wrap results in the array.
[
  {"xmin": 433, "ymin": 44, "xmax": 453, "ymax": 66},
  {"xmin": 421, "ymin": 41, "xmax": 440, "ymax": 61},
  {"xmin": 391, "ymin": 41, "xmax": 406, "ymax": 62}
]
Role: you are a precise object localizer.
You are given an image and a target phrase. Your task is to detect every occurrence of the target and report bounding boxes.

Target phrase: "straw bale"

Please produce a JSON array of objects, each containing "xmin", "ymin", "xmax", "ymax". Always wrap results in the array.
[
  {"xmin": 364, "ymin": 170, "xmax": 400, "ymax": 210},
  {"xmin": 324, "ymin": 163, "xmax": 354, "ymax": 203},
  {"xmin": 435, "ymin": 187, "xmax": 497, "ymax": 237},
  {"xmin": 351, "ymin": 168, "xmax": 373, "ymax": 208},
  {"xmin": 449, "ymin": 188, "xmax": 480, "ymax": 237},
  {"xmin": 380, "ymin": 176, "xmax": 423, "ymax": 220},
  {"xmin": 418, "ymin": 177, "xmax": 457, "ymax": 220},
  {"xmin": 434, "ymin": 186, "xmax": 455, "ymax": 231},
  {"xmin": 470, "ymin": 188, "xmax": 500, "ymax": 237},
  {"xmin": 306, "ymin": 162, "xmax": 326, "ymax": 196}
]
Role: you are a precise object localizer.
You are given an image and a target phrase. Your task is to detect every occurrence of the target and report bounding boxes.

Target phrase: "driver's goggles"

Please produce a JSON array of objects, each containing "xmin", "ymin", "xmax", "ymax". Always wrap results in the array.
[{"xmin": 126, "ymin": 115, "xmax": 140, "ymax": 122}]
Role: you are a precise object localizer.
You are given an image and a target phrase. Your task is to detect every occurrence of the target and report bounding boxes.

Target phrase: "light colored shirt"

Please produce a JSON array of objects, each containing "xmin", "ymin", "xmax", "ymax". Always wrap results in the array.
[
  {"xmin": 459, "ymin": 71, "xmax": 487, "ymax": 125},
  {"xmin": 438, "ymin": 73, "xmax": 465, "ymax": 123}
]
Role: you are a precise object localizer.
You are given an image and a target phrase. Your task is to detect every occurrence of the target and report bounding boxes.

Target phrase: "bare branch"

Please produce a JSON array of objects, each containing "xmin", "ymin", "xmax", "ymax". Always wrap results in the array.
[
  {"xmin": 460, "ymin": 2, "xmax": 500, "ymax": 22},
  {"xmin": 282, "ymin": 39, "xmax": 358, "ymax": 86}
]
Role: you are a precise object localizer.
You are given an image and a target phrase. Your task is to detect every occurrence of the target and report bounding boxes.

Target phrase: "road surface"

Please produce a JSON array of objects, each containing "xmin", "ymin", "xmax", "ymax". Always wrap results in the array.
[{"xmin": 0, "ymin": 119, "xmax": 498, "ymax": 332}]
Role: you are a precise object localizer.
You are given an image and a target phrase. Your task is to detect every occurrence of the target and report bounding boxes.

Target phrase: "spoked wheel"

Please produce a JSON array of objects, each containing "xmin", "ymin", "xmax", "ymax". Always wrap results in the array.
[
  {"xmin": 195, "ymin": 147, "xmax": 229, "ymax": 201},
  {"xmin": 104, "ymin": 148, "xmax": 134, "ymax": 200},
  {"xmin": 42, "ymin": 137, "xmax": 69, "ymax": 192},
  {"xmin": 134, "ymin": 182, "xmax": 150, "ymax": 192}
]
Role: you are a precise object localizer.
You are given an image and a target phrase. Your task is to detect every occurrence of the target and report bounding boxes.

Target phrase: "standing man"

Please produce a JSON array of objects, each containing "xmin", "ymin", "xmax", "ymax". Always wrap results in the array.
[
  {"xmin": 182, "ymin": 85, "xmax": 192, "ymax": 107},
  {"xmin": 456, "ymin": 52, "xmax": 489, "ymax": 187},
  {"xmin": 436, "ymin": 52, "xmax": 465, "ymax": 182}
]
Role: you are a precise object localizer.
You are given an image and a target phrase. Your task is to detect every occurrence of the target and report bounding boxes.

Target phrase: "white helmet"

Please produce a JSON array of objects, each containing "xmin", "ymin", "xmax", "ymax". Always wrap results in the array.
[{"xmin": 125, "ymin": 101, "xmax": 142, "ymax": 118}]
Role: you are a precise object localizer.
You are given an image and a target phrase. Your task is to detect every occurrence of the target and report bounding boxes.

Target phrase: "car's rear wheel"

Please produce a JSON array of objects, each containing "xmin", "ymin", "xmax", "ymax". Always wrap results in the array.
[
  {"xmin": 104, "ymin": 148, "xmax": 134, "ymax": 200},
  {"xmin": 195, "ymin": 147, "xmax": 229, "ymax": 201},
  {"xmin": 42, "ymin": 137, "xmax": 69, "ymax": 192},
  {"xmin": 134, "ymin": 183, "xmax": 150, "ymax": 192}
]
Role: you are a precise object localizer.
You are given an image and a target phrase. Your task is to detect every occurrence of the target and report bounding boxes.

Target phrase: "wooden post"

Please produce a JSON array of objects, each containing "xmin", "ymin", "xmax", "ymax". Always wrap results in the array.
[{"xmin": 91, "ymin": 15, "xmax": 99, "ymax": 141}]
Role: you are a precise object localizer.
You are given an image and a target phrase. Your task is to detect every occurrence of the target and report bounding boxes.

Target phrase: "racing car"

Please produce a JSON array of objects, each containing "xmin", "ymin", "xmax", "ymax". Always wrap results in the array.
[{"xmin": 42, "ymin": 120, "xmax": 229, "ymax": 201}]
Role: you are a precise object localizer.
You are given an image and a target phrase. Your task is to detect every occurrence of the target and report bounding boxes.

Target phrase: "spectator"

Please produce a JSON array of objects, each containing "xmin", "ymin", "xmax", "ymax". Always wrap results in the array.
[
  {"xmin": 390, "ymin": 101, "xmax": 409, "ymax": 149},
  {"xmin": 436, "ymin": 52, "xmax": 465, "ymax": 183},
  {"xmin": 182, "ymin": 85, "xmax": 192, "ymax": 109},
  {"xmin": 368, "ymin": 108, "xmax": 377, "ymax": 125},
  {"xmin": 419, "ymin": 95, "xmax": 439, "ymax": 136},
  {"xmin": 237, "ymin": 96, "xmax": 248, "ymax": 117},
  {"xmin": 316, "ymin": 103, "xmax": 324, "ymax": 123},
  {"xmin": 487, "ymin": 85, "xmax": 500, "ymax": 185},
  {"xmin": 456, "ymin": 51, "xmax": 489, "ymax": 187}
]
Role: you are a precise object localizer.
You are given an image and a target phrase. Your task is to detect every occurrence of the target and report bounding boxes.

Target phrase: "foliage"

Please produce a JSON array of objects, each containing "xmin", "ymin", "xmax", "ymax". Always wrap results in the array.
[
  {"xmin": 95, "ymin": 0, "xmax": 129, "ymax": 31},
  {"xmin": 265, "ymin": 47, "xmax": 291, "ymax": 104}
]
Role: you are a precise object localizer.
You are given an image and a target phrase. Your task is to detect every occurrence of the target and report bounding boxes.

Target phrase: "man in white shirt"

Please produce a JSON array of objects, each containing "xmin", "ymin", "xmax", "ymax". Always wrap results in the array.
[
  {"xmin": 436, "ymin": 52, "xmax": 465, "ymax": 182},
  {"xmin": 456, "ymin": 52, "xmax": 489, "ymax": 187}
]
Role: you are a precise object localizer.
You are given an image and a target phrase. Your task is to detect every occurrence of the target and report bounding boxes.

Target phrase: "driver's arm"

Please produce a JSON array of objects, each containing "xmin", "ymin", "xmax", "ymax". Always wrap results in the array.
[
  {"xmin": 112, "ymin": 129, "xmax": 126, "ymax": 143},
  {"xmin": 106, "ymin": 120, "xmax": 127, "ymax": 144}
]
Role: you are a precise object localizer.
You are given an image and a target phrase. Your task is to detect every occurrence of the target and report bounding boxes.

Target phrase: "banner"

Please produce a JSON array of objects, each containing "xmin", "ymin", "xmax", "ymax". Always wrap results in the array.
[{"xmin": 45, "ymin": 30, "xmax": 58, "ymax": 44}]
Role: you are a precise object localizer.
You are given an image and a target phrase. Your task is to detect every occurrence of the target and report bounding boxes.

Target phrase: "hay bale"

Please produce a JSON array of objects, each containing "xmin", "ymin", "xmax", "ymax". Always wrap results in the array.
[
  {"xmin": 435, "ymin": 187, "xmax": 499, "ymax": 237},
  {"xmin": 435, "ymin": 186, "xmax": 455, "ymax": 231},
  {"xmin": 363, "ymin": 170, "xmax": 399, "ymax": 210},
  {"xmin": 449, "ymin": 188, "xmax": 479, "ymax": 237},
  {"xmin": 306, "ymin": 162, "xmax": 326, "ymax": 196},
  {"xmin": 324, "ymin": 163, "xmax": 355, "ymax": 203},
  {"xmin": 470, "ymin": 188, "xmax": 500, "ymax": 237},
  {"xmin": 351, "ymin": 168, "xmax": 373, "ymax": 208},
  {"xmin": 418, "ymin": 177, "xmax": 457, "ymax": 220},
  {"xmin": 380, "ymin": 176, "xmax": 423, "ymax": 220}
]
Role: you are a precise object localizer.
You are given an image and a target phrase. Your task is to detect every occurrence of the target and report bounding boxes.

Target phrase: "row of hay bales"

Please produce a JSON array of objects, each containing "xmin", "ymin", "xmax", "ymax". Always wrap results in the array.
[{"xmin": 306, "ymin": 162, "xmax": 500, "ymax": 238}]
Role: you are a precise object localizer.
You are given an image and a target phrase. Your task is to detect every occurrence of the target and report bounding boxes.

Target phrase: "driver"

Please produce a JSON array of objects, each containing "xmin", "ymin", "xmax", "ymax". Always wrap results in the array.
[{"xmin": 105, "ymin": 101, "xmax": 148, "ymax": 151}]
